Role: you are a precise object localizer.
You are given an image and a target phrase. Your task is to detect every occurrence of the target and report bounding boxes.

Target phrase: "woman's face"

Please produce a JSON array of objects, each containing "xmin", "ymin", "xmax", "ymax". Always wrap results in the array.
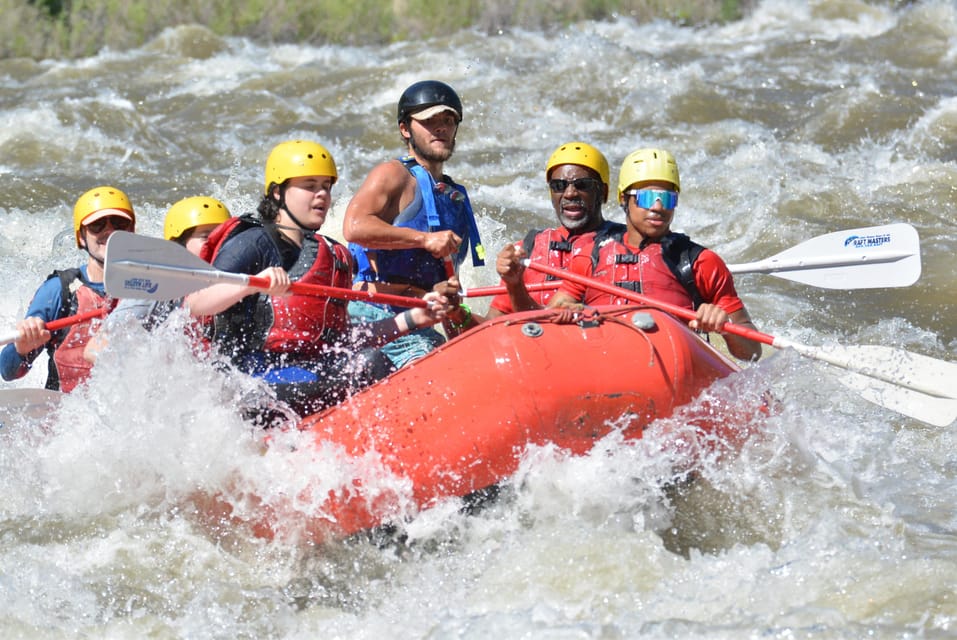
[{"xmin": 278, "ymin": 175, "xmax": 335, "ymax": 230}]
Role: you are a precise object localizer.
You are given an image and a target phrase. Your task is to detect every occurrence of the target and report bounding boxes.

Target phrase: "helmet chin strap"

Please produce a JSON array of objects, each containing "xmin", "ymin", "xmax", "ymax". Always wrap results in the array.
[
  {"xmin": 78, "ymin": 234, "xmax": 104, "ymax": 266},
  {"xmin": 274, "ymin": 190, "xmax": 313, "ymax": 238}
]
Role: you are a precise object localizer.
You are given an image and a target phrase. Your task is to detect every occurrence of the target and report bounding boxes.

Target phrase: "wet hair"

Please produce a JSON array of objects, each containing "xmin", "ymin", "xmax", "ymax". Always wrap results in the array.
[{"xmin": 258, "ymin": 182, "xmax": 283, "ymax": 222}]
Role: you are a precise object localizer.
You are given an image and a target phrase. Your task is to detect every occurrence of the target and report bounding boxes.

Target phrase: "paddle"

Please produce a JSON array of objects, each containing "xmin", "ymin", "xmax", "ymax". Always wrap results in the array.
[
  {"xmin": 0, "ymin": 388, "xmax": 62, "ymax": 426},
  {"xmin": 462, "ymin": 282, "xmax": 562, "ymax": 298},
  {"xmin": 525, "ymin": 260, "xmax": 957, "ymax": 427},
  {"xmin": 726, "ymin": 223, "xmax": 920, "ymax": 289},
  {"xmin": 442, "ymin": 255, "xmax": 470, "ymax": 337},
  {"xmin": 103, "ymin": 232, "xmax": 427, "ymax": 308},
  {"xmin": 461, "ymin": 224, "xmax": 921, "ymax": 298},
  {"xmin": 0, "ymin": 308, "xmax": 108, "ymax": 346}
]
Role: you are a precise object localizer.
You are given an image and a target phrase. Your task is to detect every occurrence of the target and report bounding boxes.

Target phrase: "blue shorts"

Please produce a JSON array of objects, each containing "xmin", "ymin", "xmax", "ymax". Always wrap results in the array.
[
  {"xmin": 348, "ymin": 300, "xmax": 445, "ymax": 369},
  {"xmin": 239, "ymin": 347, "xmax": 392, "ymax": 416}
]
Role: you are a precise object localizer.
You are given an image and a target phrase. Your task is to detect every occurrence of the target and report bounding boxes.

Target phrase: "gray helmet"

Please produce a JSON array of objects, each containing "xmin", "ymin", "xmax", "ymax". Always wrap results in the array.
[{"xmin": 397, "ymin": 80, "xmax": 463, "ymax": 124}]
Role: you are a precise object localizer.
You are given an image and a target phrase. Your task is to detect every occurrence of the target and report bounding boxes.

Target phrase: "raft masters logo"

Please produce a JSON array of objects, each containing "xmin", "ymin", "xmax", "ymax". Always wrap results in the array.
[
  {"xmin": 121, "ymin": 277, "xmax": 160, "ymax": 295},
  {"xmin": 843, "ymin": 232, "xmax": 892, "ymax": 248}
]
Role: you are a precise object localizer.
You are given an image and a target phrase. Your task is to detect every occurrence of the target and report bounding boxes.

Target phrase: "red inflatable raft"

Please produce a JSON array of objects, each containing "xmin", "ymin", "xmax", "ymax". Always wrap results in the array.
[{"xmin": 199, "ymin": 304, "xmax": 747, "ymax": 545}]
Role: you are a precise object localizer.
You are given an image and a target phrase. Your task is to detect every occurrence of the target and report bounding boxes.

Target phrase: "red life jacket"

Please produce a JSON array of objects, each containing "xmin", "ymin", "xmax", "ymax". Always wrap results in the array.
[
  {"xmin": 510, "ymin": 227, "xmax": 576, "ymax": 309},
  {"xmin": 264, "ymin": 232, "xmax": 353, "ymax": 357},
  {"xmin": 490, "ymin": 221, "xmax": 622, "ymax": 313},
  {"xmin": 52, "ymin": 278, "xmax": 114, "ymax": 392},
  {"xmin": 584, "ymin": 230, "xmax": 705, "ymax": 309},
  {"xmin": 201, "ymin": 214, "xmax": 353, "ymax": 359}
]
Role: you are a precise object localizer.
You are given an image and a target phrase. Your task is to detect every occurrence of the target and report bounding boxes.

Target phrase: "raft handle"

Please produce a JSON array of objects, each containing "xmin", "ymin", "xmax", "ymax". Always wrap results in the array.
[
  {"xmin": 631, "ymin": 312, "xmax": 657, "ymax": 330},
  {"xmin": 521, "ymin": 322, "xmax": 544, "ymax": 338}
]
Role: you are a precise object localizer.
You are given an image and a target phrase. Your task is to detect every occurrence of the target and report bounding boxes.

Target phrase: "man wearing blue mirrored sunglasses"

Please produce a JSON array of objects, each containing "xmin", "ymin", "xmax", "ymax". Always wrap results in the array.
[{"xmin": 549, "ymin": 148, "xmax": 762, "ymax": 361}]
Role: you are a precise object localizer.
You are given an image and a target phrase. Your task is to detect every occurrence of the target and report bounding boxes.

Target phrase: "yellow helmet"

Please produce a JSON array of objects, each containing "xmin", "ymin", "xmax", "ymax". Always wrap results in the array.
[
  {"xmin": 545, "ymin": 141, "xmax": 610, "ymax": 197},
  {"xmin": 263, "ymin": 140, "xmax": 338, "ymax": 194},
  {"xmin": 73, "ymin": 185, "xmax": 135, "ymax": 248},
  {"xmin": 164, "ymin": 196, "xmax": 231, "ymax": 241},
  {"xmin": 617, "ymin": 148, "xmax": 680, "ymax": 202}
]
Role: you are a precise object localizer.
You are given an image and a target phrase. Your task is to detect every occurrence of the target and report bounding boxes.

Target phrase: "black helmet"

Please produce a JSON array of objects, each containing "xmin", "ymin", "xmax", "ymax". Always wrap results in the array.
[{"xmin": 397, "ymin": 80, "xmax": 463, "ymax": 124}]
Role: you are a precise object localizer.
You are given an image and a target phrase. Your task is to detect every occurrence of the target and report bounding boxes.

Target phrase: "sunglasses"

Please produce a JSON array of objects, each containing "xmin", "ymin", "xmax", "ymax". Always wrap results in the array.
[
  {"xmin": 548, "ymin": 178, "xmax": 601, "ymax": 193},
  {"xmin": 627, "ymin": 189, "xmax": 678, "ymax": 209},
  {"xmin": 85, "ymin": 216, "xmax": 133, "ymax": 234}
]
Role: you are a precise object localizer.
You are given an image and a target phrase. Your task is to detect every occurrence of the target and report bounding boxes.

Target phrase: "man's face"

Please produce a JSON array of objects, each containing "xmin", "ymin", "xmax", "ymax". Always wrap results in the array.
[
  {"xmin": 547, "ymin": 164, "xmax": 606, "ymax": 234},
  {"xmin": 80, "ymin": 214, "xmax": 133, "ymax": 258},
  {"xmin": 622, "ymin": 180, "xmax": 677, "ymax": 242}
]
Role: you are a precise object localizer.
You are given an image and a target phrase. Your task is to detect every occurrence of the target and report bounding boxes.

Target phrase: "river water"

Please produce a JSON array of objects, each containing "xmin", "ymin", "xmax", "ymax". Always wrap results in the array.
[{"xmin": 1, "ymin": 0, "xmax": 956, "ymax": 637}]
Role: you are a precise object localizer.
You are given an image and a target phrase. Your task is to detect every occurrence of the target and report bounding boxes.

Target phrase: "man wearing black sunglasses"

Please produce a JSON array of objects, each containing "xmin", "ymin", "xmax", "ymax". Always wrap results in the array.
[
  {"xmin": 488, "ymin": 141, "xmax": 616, "ymax": 319},
  {"xmin": 1, "ymin": 186, "xmax": 137, "ymax": 390}
]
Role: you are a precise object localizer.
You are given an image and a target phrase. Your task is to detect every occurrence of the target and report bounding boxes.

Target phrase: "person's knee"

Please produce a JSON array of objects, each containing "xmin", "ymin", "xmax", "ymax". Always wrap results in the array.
[{"xmin": 355, "ymin": 347, "xmax": 395, "ymax": 383}]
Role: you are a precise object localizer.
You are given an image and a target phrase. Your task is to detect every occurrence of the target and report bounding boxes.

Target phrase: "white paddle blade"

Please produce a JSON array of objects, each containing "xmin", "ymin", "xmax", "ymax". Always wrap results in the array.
[
  {"xmin": 0, "ymin": 388, "xmax": 62, "ymax": 426},
  {"xmin": 779, "ymin": 339, "xmax": 957, "ymax": 426},
  {"xmin": 833, "ymin": 344, "xmax": 957, "ymax": 401},
  {"xmin": 837, "ymin": 371, "xmax": 957, "ymax": 427},
  {"xmin": 784, "ymin": 341, "xmax": 957, "ymax": 399},
  {"xmin": 104, "ymin": 231, "xmax": 242, "ymax": 300},
  {"xmin": 730, "ymin": 223, "xmax": 921, "ymax": 289}
]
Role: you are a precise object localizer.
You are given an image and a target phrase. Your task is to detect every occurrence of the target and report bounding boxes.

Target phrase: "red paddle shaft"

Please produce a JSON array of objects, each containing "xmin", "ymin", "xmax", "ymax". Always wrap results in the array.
[
  {"xmin": 462, "ymin": 281, "xmax": 561, "ymax": 298},
  {"xmin": 45, "ymin": 308, "xmax": 108, "ymax": 331},
  {"xmin": 245, "ymin": 276, "xmax": 428, "ymax": 309},
  {"xmin": 0, "ymin": 308, "xmax": 108, "ymax": 347},
  {"xmin": 525, "ymin": 261, "xmax": 774, "ymax": 347}
]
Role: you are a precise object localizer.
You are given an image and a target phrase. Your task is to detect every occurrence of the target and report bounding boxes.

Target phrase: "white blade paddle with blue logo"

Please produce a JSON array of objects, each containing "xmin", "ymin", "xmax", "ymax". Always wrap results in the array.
[{"xmin": 728, "ymin": 223, "xmax": 920, "ymax": 289}]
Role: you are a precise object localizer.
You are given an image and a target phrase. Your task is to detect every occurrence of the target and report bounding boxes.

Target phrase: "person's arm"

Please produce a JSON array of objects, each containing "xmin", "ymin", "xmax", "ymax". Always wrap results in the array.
[
  {"xmin": 691, "ymin": 304, "xmax": 762, "ymax": 361},
  {"xmin": 83, "ymin": 298, "xmax": 158, "ymax": 364},
  {"xmin": 185, "ymin": 230, "xmax": 291, "ymax": 317},
  {"xmin": 83, "ymin": 331, "xmax": 107, "ymax": 364},
  {"xmin": 1, "ymin": 317, "xmax": 48, "ymax": 380},
  {"xmin": 431, "ymin": 275, "xmax": 483, "ymax": 331},
  {"xmin": 0, "ymin": 278, "xmax": 62, "ymax": 381},
  {"xmin": 492, "ymin": 242, "xmax": 546, "ymax": 314},
  {"xmin": 342, "ymin": 161, "xmax": 461, "ymax": 259},
  {"xmin": 543, "ymin": 253, "xmax": 591, "ymax": 311},
  {"xmin": 692, "ymin": 250, "xmax": 763, "ymax": 361},
  {"xmin": 354, "ymin": 291, "xmax": 452, "ymax": 347},
  {"xmin": 184, "ymin": 267, "xmax": 290, "ymax": 317},
  {"xmin": 724, "ymin": 308, "xmax": 762, "ymax": 361},
  {"xmin": 546, "ymin": 290, "xmax": 585, "ymax": 311}
]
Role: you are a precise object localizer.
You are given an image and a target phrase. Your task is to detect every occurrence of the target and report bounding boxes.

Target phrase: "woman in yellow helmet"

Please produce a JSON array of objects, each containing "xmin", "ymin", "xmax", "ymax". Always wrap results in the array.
[
  {"xmin": 184, "ymin": 140, "xmax": 453, "ymax": 416},
  {"xmin": 163, "ymin": 195, "xmax": 232, "ymax": 253},
  {"xmin": 1, "ymin": 186, "xmax": 137, "ymax": 391}
]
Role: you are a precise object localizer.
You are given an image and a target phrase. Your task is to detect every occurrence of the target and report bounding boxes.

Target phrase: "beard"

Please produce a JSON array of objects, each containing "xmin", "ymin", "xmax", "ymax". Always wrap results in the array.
[
  {"xmin": 557, "ymin": 198, "xmax": 600, "ymax": 233},
  {"xmin": 408, "ymin": 129, "xmax": 456, "ymax": 163}
]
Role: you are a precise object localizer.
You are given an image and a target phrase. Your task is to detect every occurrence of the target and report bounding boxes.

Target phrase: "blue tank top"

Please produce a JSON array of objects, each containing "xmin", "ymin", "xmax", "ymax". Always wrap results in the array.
[{"xmin": 349, "ymin": 157, "xmax": 484, "ymax": 289}]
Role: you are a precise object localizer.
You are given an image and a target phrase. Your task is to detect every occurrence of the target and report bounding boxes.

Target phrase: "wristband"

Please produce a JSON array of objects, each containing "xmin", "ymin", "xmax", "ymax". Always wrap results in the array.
[
  {"xmin": 402, "ymin": 309, "xmax": 416, "ymax": 332},
  {"xmin": 449, "ymin": 303, "xmax": 472, "ymax": 331}
]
